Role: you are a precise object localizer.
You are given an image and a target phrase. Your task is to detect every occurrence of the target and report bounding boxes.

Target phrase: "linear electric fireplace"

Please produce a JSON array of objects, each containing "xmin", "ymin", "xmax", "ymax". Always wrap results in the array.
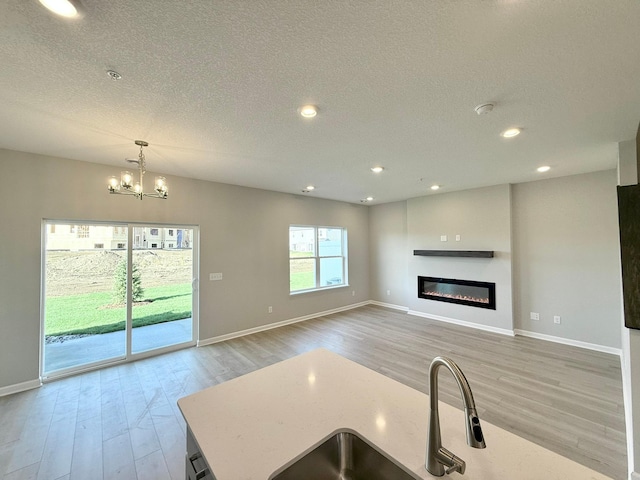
[{"xmin": 418, "ymin": 276, "xmax": 496, "ymax": 310}]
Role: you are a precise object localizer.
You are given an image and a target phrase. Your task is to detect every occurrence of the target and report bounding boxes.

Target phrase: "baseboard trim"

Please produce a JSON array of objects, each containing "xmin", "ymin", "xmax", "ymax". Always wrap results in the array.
[
  {"xmin": 407, "ymin": 310, "xmax": 515, "ymax": 337},
  {"xmin": 198, "ymin": 301, "xmax": 371, "ymax": 347},
  {"xmin": 630, "ymin": 471, "xmax": 640, "ymax": 480},
  {"xmin": 514, "ymin": 329, "xmax": 623, "ymax": 356},
  {"xmin": 368, "ymin": 300, "xmax": 409, "ymax": 312},
  {"xmin": 0, "ymin": 378, "xmax": 41, "ymax": 397}
]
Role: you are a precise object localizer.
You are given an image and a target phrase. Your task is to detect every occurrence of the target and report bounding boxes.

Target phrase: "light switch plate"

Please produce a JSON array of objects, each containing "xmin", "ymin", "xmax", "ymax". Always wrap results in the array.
[{"xmin": 210, "ymin": 272, "xmax": 223, "ymax": 281}]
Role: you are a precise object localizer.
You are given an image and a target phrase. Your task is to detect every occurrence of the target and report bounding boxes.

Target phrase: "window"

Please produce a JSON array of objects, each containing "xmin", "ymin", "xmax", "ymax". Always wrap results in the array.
[
  {"xmin": 117, "ymin": 243, "xmax": 125, "ymax": 249},
  {"xmin": 150, "ymin": 228, "xmax": 159, "ymax": 236},
  {"xmin": 94, "ymin": 243, "xmax": 104, "ymax": 249},
  {"xmin": 78, "ymin": 225, "xmax": 89, "ymax": 238},
  {"xmin": 289, "ymin": 225, "xmax": 346, "ymax": 292},
  {"xmin": 168, "ymin": 229, "xmax": 174, "ymax": 236}
]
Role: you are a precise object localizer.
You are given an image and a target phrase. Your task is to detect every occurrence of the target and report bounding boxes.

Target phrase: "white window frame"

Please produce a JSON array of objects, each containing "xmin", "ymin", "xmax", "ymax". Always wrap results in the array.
[{"xmin": 289, "ymin": 225, "xmax": 348, "ymax": 294}]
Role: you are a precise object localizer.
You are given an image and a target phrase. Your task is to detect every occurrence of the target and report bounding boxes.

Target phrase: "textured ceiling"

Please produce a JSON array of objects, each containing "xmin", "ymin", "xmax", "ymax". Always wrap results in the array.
[{"xmin": 1, "ymin": 0, "xmax": 640, "ymax": 204}]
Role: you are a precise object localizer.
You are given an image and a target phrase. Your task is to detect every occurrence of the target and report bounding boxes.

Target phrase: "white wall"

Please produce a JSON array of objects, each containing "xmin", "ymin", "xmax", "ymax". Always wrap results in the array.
[
  {"xmin": 0, "ymin": 149, "xmax": 370, "ymax": 390},
  {"xmin": 512, "ymin": 170, "xmax": 622, "ymax": 349}
]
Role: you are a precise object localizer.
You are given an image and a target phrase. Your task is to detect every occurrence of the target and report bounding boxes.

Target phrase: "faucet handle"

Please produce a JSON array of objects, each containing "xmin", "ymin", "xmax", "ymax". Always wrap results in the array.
[{"xmin": 437, "ymin": 447, "xmax": 466, "ymax": 475}]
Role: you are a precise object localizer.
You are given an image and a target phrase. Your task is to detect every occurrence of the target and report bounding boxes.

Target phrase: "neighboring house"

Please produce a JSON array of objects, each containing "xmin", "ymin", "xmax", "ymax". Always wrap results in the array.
[{"xmin": 46, "ymin": 225, "xmax": 190, "ymax": 250}]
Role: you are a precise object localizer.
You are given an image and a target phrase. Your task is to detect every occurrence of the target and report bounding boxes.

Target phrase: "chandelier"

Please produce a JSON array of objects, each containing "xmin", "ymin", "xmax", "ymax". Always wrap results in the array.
[{"xmin": 107, "ymin": 140, "xmax": 168, "ymax": 200}]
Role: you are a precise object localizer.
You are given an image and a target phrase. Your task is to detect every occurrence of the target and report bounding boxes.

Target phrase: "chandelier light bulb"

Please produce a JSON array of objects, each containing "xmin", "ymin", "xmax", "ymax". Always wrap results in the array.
[
  {"xmin": 108, "ymin": 176, "xmax": 119, "ymax": 192},
  {"xmin": 121, "ymin": 171, "xmax": 133, "ymax": 189},
  {"xmin": 371, "ymin": 166, "xmax": 384, "ymax": 173},
  {"xmin": 134, "ymin": 183, "xmax": 142, "ymax": 194}
]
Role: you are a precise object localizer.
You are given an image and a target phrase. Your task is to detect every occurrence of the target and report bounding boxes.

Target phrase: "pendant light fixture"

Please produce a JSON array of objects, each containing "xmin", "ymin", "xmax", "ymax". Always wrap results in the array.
[{"xmin": 107, "ymin": 140, "xmax": 168, "ymax": 200}]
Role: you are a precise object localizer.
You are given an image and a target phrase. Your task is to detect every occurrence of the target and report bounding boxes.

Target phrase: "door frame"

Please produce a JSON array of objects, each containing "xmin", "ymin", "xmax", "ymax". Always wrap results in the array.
[{"xmin": 40, "ymin": 219, "xmax": 199, "ymax": 381}]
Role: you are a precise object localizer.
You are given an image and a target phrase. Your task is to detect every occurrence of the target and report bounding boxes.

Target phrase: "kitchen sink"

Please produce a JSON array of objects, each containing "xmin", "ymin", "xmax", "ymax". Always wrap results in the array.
[{"xmin": 269, "ymin": 429, "xmax": 421, "ymax": 480}]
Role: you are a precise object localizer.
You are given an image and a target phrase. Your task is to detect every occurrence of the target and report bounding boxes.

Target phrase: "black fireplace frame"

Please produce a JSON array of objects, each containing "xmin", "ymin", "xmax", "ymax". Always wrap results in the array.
[{"xmin": 418, "ymin": 276, "xmax": 496, "ymax": 310}]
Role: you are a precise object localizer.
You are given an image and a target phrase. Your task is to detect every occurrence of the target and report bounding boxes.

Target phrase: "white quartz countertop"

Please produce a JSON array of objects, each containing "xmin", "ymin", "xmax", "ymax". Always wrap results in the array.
[{"xmin": 177, "ymin": 348, "xmax": 612, "ymax": 480}]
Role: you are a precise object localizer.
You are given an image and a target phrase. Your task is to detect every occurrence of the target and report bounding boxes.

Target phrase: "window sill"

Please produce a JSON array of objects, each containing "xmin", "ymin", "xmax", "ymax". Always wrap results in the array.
[{"xmin": 290, "ymin": 284, "xmax": 350, "ymax": 296}]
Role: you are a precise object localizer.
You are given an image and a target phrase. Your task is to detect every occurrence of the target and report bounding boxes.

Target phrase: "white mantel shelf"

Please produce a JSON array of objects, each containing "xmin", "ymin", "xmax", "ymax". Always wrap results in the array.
[{"xmin": 177, "ymin": 348, "xmax": 612, "ymax": 480}]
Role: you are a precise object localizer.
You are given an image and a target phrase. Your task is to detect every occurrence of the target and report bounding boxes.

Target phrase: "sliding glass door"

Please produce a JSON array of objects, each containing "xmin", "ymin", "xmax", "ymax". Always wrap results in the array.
[
  {"xmin": 42, "ymin": 221, "xmax": 197, "ymax": 377},
  {"xmin": 131, "ymin": 226, "xmax": 194, "ymax": 354}
]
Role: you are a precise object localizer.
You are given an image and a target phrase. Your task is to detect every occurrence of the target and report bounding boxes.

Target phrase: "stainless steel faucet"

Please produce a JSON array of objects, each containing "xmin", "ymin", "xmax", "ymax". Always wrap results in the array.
[{"xmin": 426, "ymin": 356, "xmax": 486, "ymax": 476}]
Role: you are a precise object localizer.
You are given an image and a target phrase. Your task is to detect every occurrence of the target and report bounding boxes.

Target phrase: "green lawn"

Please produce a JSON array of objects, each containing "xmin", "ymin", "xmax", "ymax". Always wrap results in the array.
[
  {"xmin": 45, "ymin": 283, "xmax": 192, "ymax": 336},
  {"xmin": 289, "ymin": 252, "xmax": 315, "ymax": 291},
  {"xmin": 290, "ymin": 271, "xmax": 315, "ymax": 291}
]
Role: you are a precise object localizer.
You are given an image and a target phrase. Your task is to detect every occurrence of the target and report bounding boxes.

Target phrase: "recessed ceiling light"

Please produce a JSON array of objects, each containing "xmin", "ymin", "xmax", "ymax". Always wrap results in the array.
[
  {"xmin": 431, "ymin": 185, "xmax": 440, "ymax": 191},
  {"xmin": 299, "ymin": 105, "xmax": 318, "ymax": 118},
  {"xmin": 39, "ymin": 0, "xmax": 79, "ymax": 18},
  {"xmin": 305, "ymin": 185, "xmax": 315, "ymax": 191},
  {"xmin": 537, "ymin": 165, "xmax": 551, "ymax": 173},
  {"xmin": 370, "ymin": 166, "xmax": 384, "ymax": 173},
  {"xmin": 501, "ymin": 128, "xmax": 521, "ymax": 138},
  {"xmin": 366, "ymin": 196, "xmax": 374, "ymax": 201}
]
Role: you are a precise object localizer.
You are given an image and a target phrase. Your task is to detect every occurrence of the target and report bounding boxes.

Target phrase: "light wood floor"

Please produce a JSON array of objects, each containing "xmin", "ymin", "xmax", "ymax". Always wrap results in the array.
[{"xmin": 0, "ymin": 305, "xmax": 626, "ymax": 479}]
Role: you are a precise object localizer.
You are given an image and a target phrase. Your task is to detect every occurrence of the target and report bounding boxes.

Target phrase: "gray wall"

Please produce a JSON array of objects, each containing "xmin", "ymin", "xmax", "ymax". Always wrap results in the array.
[
  {"xmin": 406, "ymin": 185, "xmax": 513, "ymax": 331},
  {"xmin": 512, "ymin": 170, "xmax": 622, "ymax": 347},
  {"xmin": 0, "ymin": 149, "xmax": 370, "ymax": 390},
  {"xmin": 368, "ymin": 201, "xmax": 407, "ymax": 306},
  {"xmin": 369, "ymin": 171, "xmax": 622, "ymax": 349},
  {"xmin": 0, "ymin": 146, "xmax": 623, "ymax": 391}
]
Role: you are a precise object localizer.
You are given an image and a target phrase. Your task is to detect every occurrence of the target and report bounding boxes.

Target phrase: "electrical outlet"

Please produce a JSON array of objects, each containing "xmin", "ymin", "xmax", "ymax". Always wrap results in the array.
[
  {"xmin": 352, "ymin": 290, "xmax": 356, "ymax": 296},
  {"xmin": 530, "ymin": 312, "xmax": 539, "ymax": 321},
  {"xmin": 210, "ymin": 272, "xmax": 223, "ymax": 281},
  {"xmin": 440, "ymin": 235, "xmax": 447, "ymax": 242},
  {"xmin": 268, "ymin": 306, "xmax": 273, "ymax": 314},
  {"xmin": 386, "ymin": 289, "xmax": 391, "ymax": 296},
  {"xmin": 554, "ymin": 315, "xmax": 561, "ymax": 324},
  {"xmin": 455, "ymin": 234, "xmax": 461, "ymax": 241}
]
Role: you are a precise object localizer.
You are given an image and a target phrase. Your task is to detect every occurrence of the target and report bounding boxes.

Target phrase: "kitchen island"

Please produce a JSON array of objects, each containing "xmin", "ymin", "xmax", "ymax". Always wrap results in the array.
[{"xmin": 177, "ymin": 348, "xmax": 613, "ymax": 479}]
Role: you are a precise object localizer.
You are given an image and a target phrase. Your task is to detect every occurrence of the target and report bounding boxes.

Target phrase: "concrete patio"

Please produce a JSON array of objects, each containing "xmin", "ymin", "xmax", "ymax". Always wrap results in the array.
[{"xmin": 44, "ymin": 318, "xmax": 193, "ymax": 373}]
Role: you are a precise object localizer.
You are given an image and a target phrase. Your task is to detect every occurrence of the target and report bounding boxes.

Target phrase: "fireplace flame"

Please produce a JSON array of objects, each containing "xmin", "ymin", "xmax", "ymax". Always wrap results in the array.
[{"xmin": 422, "ymin": 291, "xmax": 489, "ymax": 304}]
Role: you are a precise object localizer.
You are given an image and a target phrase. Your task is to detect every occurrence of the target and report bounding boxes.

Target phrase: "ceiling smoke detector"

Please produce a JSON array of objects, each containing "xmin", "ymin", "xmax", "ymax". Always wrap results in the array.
[
  {"xmin": 474, "ymin": 103, "xmax": 494, "ymax": 115},
  {"xmin": 107, "ymin": 70, "xmax": 122, "ymax": 81}
]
